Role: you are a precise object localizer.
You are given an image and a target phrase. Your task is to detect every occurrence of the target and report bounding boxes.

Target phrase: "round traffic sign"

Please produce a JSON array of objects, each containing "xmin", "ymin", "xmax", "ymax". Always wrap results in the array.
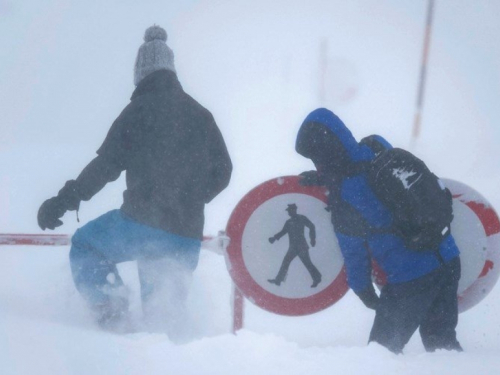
[
  {"xmin": 371, "ymin": 179, "xmax": 500, "ymax": 313},
  {"xmin": 225, "ymin": 176, "xmax": 348, "ymax": 316},
  {"xmin": 445, "ymin": 179, "xmax": 500, "ymax": 312}
]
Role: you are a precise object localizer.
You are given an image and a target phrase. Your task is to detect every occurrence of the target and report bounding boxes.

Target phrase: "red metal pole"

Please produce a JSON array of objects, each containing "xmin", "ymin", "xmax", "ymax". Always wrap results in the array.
[
  {"xmin": 411, "ymin": 0, "xmax": 435, "ymax": 147},
  {"xmin": 231, "ymin": 283, "xmax": 244, "ymax": 334}
]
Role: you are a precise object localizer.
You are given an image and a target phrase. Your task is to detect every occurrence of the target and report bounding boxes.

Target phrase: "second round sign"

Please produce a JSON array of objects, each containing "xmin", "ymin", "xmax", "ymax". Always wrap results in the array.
[{"xmin": 225, "ymin": 176, "xmax": 348, "ymax": 316}]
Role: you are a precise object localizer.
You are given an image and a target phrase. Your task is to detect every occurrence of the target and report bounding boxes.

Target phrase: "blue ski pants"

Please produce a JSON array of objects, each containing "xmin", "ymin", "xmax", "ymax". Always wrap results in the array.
[{"xmin": 69, "ymin": 209, "xmax": 201, "ymax": 307}]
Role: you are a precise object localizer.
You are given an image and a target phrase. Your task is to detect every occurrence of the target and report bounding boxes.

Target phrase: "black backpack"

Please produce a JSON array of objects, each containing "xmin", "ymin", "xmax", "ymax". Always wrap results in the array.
[{"xmin": 366, "ymin": 148, "xmax": 453, "ymax": 251}]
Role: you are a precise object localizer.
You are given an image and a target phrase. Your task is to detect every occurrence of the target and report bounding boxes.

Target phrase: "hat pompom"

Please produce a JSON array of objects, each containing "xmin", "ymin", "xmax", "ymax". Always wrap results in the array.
[{"xmin": 144, "ymin": 25, "xmax": 167, "ymax": 43}]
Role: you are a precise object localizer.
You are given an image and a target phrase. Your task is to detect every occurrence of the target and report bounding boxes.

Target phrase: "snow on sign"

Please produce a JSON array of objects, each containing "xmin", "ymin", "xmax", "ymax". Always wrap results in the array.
[
  {"xmin": 370, "ymin": 178, "xmax": 500, "ymax": 313},
  {"xmin": 225, "ymin": 176, "xmax": 348, "ymax": 316}
]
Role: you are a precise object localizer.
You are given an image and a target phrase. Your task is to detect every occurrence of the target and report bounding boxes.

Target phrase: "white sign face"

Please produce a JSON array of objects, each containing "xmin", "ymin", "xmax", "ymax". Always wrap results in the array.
[
  {"xmin": 226, "ymin": 176, "xmax": 349, "ymax": 316},
  {"xmin": 242, "ymin": 193, "xmax": 344, "ymax": 299}
]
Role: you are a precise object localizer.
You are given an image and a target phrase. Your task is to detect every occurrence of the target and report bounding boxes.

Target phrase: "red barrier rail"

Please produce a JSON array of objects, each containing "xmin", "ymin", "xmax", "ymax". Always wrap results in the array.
[
  {"xmin": 0, "ymin": 233, "xmax": 71, "ymax": 246},
  {"xmin": 0, "ymin": 231, "xmax": 229, "ymax": 255},
  {"xmin": 0, "ymin": 233, "xmax": 221, "ymax": 249}
]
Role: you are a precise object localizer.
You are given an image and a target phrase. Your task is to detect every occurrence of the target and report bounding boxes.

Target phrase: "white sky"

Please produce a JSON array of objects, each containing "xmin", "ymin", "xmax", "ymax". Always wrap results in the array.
[{"xmin": 1, "ymin": 0, "xmax": 499, "ymax": 235}]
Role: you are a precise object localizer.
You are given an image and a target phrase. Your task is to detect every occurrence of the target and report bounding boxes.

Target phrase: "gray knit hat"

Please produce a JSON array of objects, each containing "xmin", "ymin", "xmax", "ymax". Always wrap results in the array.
[{"xmin": 134, "ymin": 25, "xmax": 176, "ymax": 86}]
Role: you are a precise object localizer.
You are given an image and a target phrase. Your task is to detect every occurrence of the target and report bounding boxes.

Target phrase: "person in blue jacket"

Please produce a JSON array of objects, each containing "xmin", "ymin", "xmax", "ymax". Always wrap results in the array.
[{"xmin": 296, "ymin": 108, "xmax": 462, "ymax": 353}]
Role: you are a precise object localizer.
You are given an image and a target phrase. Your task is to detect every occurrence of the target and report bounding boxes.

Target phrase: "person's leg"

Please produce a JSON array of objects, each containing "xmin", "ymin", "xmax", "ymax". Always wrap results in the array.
[
  {"xmin": 137, "ymin": 234, "xmax": 200, "ymax": 341},
  {"xmin": 369, "ymin": 276, "xmax": 438, "ymax": 353},
  {"xmin": 138, "ymin": 258, "xmax": 192, "ymax": 339},
  {"xmin": 298, "ymin": 250, "xmax": 322, "ymax": 287},
  {"xmin": 70, "ymin": 210, "xmax": 150, "ymax": 328},
  {"xmin": 419, "ymin": 257, "xmax": 462, "ymax": 352}
]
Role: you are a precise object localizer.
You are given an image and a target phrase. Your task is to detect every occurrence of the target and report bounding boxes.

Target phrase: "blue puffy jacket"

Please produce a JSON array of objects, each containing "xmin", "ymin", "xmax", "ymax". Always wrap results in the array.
[{"xmin": 296, "ymin": 108, "xmax": 460, "ymax": 293}]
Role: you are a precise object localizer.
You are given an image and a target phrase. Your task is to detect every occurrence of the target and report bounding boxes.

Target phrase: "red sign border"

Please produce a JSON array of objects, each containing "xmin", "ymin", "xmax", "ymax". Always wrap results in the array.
[
  {"xmin": 451, "ymin": 181, "xmax": 500, "ymax": 312},
  {"xmin": 226, "ymin": 175, "xmax": 348, "ymax": 316}
]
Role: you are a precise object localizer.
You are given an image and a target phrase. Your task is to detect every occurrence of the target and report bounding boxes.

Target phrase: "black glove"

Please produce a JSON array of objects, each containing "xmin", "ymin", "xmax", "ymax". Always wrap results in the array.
[
  {"xmin": 355, "ymin": 285, "xmax": 380, "ymax": 310},
  {"xmin": 37, "ymin": 180, "xmax": 82, "ymax": 230},
  {"xmin": 37, "ymin": 197, "xmax": 66, "ymax": 230},
  {"xmin": 56, "ymin": 180, "xmax": 81, "ymax": 211},
  {"xmin": 298, "ymin": 170, "xmax": 324, "ymax": 186}
]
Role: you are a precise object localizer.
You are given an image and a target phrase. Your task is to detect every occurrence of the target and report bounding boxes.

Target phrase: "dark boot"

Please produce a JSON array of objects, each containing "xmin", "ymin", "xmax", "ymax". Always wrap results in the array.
[
  {"xmin": 424, "ymin": 338, "xmax": 463, "ymax": 353},
  {"xmin": 93, "ymin": 296, "xmax": 132, "ymax": 333}
]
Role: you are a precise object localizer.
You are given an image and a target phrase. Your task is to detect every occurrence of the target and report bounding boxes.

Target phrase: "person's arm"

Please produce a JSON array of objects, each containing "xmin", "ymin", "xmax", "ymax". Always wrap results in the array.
[
  {"xmin": 202, "ymin": 117, "xmax": 233, "ymax": 203},
  {"xmin": 298, "ymin": 170, "xmax": 326, "ymax": 186},
  {"xmin": 354, "ymin": 283, "xmax": 379, "ymax": 310},
  {"xmin": 37, "ymin": 103, "xmax": 138, "ymax": 230},
  {"xmin": 75, "ymin": 155, "xmax": 124, "ymax": 199},
  {"xmin": 37, "ymin": 154, "xmax": 124, "ymax": 230},
  {"xmin": 335, "ymin": 232, "xmax": 379, "ymax": 310}
]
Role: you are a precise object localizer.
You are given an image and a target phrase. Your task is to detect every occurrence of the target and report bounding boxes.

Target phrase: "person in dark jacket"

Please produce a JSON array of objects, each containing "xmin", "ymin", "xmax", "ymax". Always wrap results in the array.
[
  {"xmin": 295, "ymin": 108, "xmax": 461, "ymax": 353},
  {"xmin": 37, "ymin": 25, "xmax": 232, "ymax": 336}
]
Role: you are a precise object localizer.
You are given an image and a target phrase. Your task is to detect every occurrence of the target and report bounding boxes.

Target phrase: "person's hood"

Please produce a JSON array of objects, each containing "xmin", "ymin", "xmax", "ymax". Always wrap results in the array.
[
  {"xmin": 295, "ymin": 108, "xmax": 374, "ymax": 164},
  {"xmin": 359, "ymin": 134, "xmax": 393, "ymax": 156}
]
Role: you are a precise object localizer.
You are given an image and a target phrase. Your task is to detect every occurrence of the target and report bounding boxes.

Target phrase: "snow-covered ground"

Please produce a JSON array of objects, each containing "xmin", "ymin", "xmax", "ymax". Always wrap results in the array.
[
  {"xmin": 1, "ymin": 246, "xmax": 500, "ymax": 375},
  {"xmin": 2, "ymin": 0, "xmax": 500, "ymax": 374}
]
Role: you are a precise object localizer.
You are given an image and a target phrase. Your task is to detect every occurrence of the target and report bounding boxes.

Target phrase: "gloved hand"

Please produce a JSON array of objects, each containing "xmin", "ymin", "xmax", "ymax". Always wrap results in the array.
[
  {"xmin": 37, "ymin": 197, "xmax": 66, "ymax": 230},
  {"xmin": 298, "ymin": 170, "xmax": 324, "ymax": 186},
  {"xmin": 269, "ymin": 236, "xmax": 276, "ymax": 244},
  {"xmin": 37, "ymin": 180, "xmax": 82, "ymax": 230},
  {"xmin": 355, "ymin": 285, "xmax": 380, "ymax": 310},
  {"xmin": 310, "ymin": 238, "xmax": 316, "ymax": 247},
  {"xmin": 57, "ymin": 180, "xmax": 81, "ymax": 211}
]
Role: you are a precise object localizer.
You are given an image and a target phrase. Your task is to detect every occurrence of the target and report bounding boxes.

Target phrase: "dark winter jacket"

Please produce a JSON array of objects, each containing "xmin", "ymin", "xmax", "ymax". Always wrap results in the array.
[
  {"xmin": 64, "ymin": 69, "xmax": 232, "ymax": 239},
  {"xmin": 295, "ymin": 108, "xmax": 459, "ymax": 293}
]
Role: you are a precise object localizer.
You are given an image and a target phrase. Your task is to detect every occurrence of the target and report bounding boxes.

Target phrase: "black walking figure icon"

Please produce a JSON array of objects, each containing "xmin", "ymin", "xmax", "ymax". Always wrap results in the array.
[{"xmin": 268, "ymin": 204, "xmax": 322, "ymax": 288}]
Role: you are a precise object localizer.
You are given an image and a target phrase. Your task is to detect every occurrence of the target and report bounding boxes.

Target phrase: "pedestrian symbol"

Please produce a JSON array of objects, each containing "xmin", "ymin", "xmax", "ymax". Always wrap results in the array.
[
  {"xmin": 268, "ymin": 204, "xmax": 322, "ymax": 288},
  {"xmin": 225, "ymin": 176, "xmax": 348, "ymax": 316}
]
